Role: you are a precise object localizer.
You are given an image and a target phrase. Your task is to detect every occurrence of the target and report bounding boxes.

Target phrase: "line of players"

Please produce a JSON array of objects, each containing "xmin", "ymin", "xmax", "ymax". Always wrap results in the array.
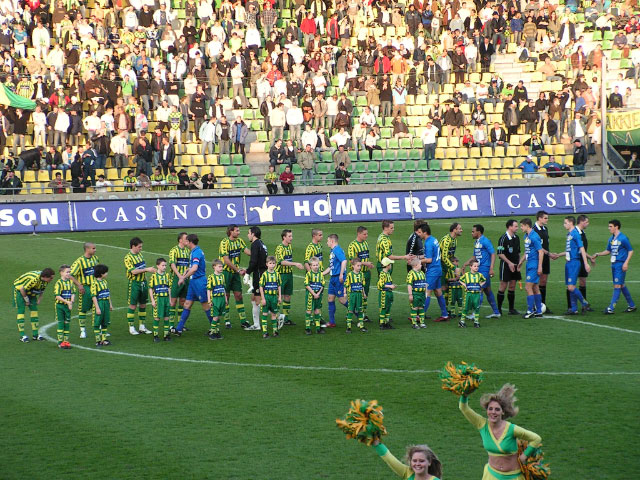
[{"xmin": 11, "ymin": 215, "xmax": 636, "ymax": 346}]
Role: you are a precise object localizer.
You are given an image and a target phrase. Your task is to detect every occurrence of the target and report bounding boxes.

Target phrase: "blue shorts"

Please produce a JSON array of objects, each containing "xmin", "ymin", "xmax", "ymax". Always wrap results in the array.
[
  {"xmin": 426, "ymin": 273, "xmax": 442, "ymax": 291},
  {"xmin": 525, "ymin": 266, "xmax": 539, "ymax": 285},
  {"xmin": 186, "ymin": 277, "xmax": 208, "ymax": 303},
  {"xmin": 479, "ymin": 268, "xmax": 491, "ymax": 288},
  {"xmin": 565, "ymin": 260, "xmax": 581, "ymax": 286},
  {"xmin": 612, "ymin": 264, "xmax": 626, "ymax": 286},
  {"xmin": 328, "ymin": 275, "xmax": 345, "ymax": 297}
]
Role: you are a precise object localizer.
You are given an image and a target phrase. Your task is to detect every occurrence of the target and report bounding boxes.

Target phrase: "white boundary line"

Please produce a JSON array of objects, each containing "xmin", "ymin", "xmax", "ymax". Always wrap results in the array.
[{"xmin": 545, "ymin": 315, "xmax": 640, "ymax": 334}]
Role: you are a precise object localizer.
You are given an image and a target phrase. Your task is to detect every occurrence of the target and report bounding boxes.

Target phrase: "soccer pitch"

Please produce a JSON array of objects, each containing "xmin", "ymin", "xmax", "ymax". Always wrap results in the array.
[{"xmin": 1, "ymin": 213, "xmax": 639, "ymax": 479}]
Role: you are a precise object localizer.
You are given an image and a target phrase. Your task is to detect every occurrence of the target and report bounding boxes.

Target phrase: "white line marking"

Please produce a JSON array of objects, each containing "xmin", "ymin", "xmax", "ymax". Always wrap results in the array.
[
  {"xmin": 39, "ymin": 320, "xmax": 639, "ymax": 376},
  {"xmin": 54, "ymin": 237, "xmax": 168, "ymax": 257},
  {"xmin": 545, "ymin": 315, "xmax": 640, "ymax": 334}
]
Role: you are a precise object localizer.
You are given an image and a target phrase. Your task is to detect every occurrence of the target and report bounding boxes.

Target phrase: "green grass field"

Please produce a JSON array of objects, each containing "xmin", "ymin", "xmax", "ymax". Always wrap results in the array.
[{"xmin": 1, "ymin": 213, "xmax": 639, "ymax": 479}]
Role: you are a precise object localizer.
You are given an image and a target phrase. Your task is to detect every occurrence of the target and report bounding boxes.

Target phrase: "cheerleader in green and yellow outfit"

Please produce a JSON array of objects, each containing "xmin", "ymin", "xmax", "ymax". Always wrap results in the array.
[
  {"xmin": 459, "ymin": 384, "xmax": 542, "ymax": 480},
  {"xmin": 372, "ymin": 438, "xmax": 442, "ymax": 480}
]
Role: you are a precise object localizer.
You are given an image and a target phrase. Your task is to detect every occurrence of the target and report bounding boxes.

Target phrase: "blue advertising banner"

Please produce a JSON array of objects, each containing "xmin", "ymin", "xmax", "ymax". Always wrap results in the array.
[
  {"xmin": 0, "ymin": 202, "xmax": 69, "ymax": 234},
  {"xmin": 159, "ymin": 197, "xmax": 244, "ymax": 228},
  {"xmin": 410, "ymin": 189, "xmax": 493, "ymax": 218},
  {"xmin": 329, "ymin": 192, "xmax": 412, "ymax": 222},
  {"xmin": 572, "ymin": 184, "xmax": 640, "ymax": 213},
  {"xmin": 73, "ymin": 200, "xmax": 160, "ymax": 231},
  {"xmin": 493, "ymin": 186, "xmax": 574, "ymax": 216},
  {"xmin": 245, "ymin": 194, "xmax": 330, "ymax": 224}
]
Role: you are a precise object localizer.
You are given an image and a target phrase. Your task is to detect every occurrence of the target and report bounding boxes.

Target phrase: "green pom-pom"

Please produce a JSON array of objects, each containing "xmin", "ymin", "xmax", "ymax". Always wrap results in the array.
[
  {"xmin": 518, "ymin": 440, "xmax": 551, "ymax": 480},
  {"xmin": 336, "ymin": 399, "xmax": 388, "ymax": 445},
  {"xmin": 439, "ymin": 361, "xmax": 484, "ymax": 396}
]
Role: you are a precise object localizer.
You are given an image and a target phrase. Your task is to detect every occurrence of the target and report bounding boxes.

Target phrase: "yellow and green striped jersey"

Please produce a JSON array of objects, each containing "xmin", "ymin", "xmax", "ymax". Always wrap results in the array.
[
  {"xmin": 345, "ymin": 270, "xmax": 365, "ymax": 294},
  {"xmin": 165, "ymin": 174, "xmax": 178, "ymax": 190},
  {"xmin": 377, "ymin": 271, "xmax": 394, "ymax": 291},
  {"xmin": 376, "ymin": 233, "xmax": 393, "ymax": 263},
  {"xmin": 260, "ymin": 270, "xmax": 281, "ymax": 295},
  {"xmin": 304, "ymin": 242, "xmax": 323, "ymax": 270},
  {"xmin": 90, "ymin": 278, "xmax": 110, "ymax": 300},
  {"xmin": 275, "ymin": 243, "xmax": 293, "ymax": 274},
  {"xmin": 304, "ymin": 270, "xmax": 325, "ymax": 293},
  {"xmin": 54, "ymin": 278, "xmax": 75, "ymax": 304},
  {"xmin": 348, "ymin": 240, "xmax": 371, "ymax": 272},
  {"xmin": 169, "ymin": 245, "xmax": 191, "ymax": 277},
  {"xmin": 207, "ymin": 273, "xmax": 226, "ymax": 297},
  {"xmin": 460, "ymin": 272, "xmax": 486, "ymax": 293},
  {"xmin": 219, "ymin": 237, "xmax": 247, "ymax": 273},
  {"xmin": 124, "ymin": 175, "xmax": 137, "ymax": 190},
  {"xmin": 14, "ymin": 271, "xmax": 49, "ymax": 295},
  {"xmin": 70, "ymin": 254, "xmax": 100, "ymax": 285},
  {"xmin": 439, "ymin": 234, "xmax": 457, "ymax": 272},
  {"xmin": 406, "ymin": 269, "xmax": 427, "ymax": 292},
  {"xmin": 150, "ymin": 174, "xmax": 165, "ymax": 191},
  {"xmin": 124, "ymin": 251, "xmax": 147, "ymax": 281},
  {"xmin": 149, "ymin": 272, "xmax": 170, "ymax": 297}
]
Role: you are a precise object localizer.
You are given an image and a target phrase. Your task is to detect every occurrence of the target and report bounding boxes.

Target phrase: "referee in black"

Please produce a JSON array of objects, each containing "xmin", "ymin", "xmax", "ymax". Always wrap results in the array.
[
  {"xmin": 497, "ymin": 219, "xmax": 521, "ymax": 315},
  {"xmin": 567, "ymin": 214, "xmax": 594, "ymax": 312},
  {"xmin": 533, "ymin": 210, "xmax": 553, "ymax": 313},
  {"xmin": 406, "ymin": 220, "xmax": 426, "ymax": 272},
  {"xmin": 246, "ymin": 226, "xmax": 268, "ymax": 331}
]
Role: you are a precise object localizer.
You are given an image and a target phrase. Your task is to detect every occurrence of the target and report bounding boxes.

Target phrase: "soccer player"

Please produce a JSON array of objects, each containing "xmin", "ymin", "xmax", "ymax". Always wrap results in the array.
[
  {"xmin": 246, "ymin": 226, "xmax": 268, "ymax": 331},
  {"xmin": 375, "ymin": 220, "xmax": 412, "ymax": 275},
  {"xmin": 553, "ymin": 216, "xmax": 591, "ymax": 315},
  {"xmin": 174, "ymin": 234, "xmax": 215, "ymax": 334},
  {"xmin": 169, "ymin": 232, "xmax": 191, "ymax": 329},
  {"xmin": 304, "ymin": 229, "xmax": 324, "ymax": 272},
  {"xmin": 323, "ymin": 233, "xmax": 349, "ymax": 327},
  {"xmin": 406, "ymin": 220, "xmax": 426, "ymax": 273},
  {"xmin": 464, "ymin": 224, "xmax": 501, "ymax": 318},
  {"xmin": 259, "ymin": 256, "xmax": 282, "ymax": 339},
  {"xmin": 304, "ymin": 257, "xmax": 325, "ymax": 335},
  {"xmin": 407, "ymin": 257, "xmax": 427, "ymax": 329},
  {"xmin": 496, "ymin": 220, "xmax": 521, "ymax": 315},
  {"xmin": 377, "ymin": 257, "xmax": 396, "ymax": 330},
  {"xmin": 345, "ymin": 258, "xmax": 367, "ymax": 333},
  {"xmin": 148, "ymin": 258, "xmax": 172, "ymax": 342},
  {"xmin": 533, "ymin": 211, "xmax": 556, "ymax": 313},
  {"xmin": 348, "ymin": 226, "xmax": 375, "ymax": 322},
  {"xmin": 275, "ymin": 229, "xmax": 305, "ymax": 327},
  {"xmin": 218, "ymin": 225, "xmax": 251, "ymax": 329},
  {"xmin": 518, "ymin": 218, "xmax": 545, "ymax": 319},
  {"xmin": 446, "ymin": 257, "xmax": 464, "ymax": 318},
  {"xmin": 91, "ymin": 264, "xmax": 113, "ymax": 347},
  {"xmin": 54, "ymin": 265, "xmax": 75, "ymax": 349},
  {"xmin": 70, "ymin": 242, "xmax": 99, "ymax": 338},
  {"xmin": 124, "ymin": 237, "xmax": 156, "ymax": 335},
  {"xmin": 13, "ymin": 268, "xmax": 55, "ymax": 342},
  {"xmin": 593, "ymin": 219, "xmax": 636, "ymax": 314},
  {"xmin": 207, "ymin": 259, "xmax": 228, "ymax": 340},
  {"xmin": 417, "ymin": 222, "xmax": 450, "ymax": 322},
  {"xmin": 571, "ymin": 215, "xmax": 594, "ymax": 311},
  {"xmin": 459, "ymin": 259, "xmax": 486, "ymax": 328},
  {"xmin": 439, "ymin": 222, "xmax": 463, "ymax": 297}
]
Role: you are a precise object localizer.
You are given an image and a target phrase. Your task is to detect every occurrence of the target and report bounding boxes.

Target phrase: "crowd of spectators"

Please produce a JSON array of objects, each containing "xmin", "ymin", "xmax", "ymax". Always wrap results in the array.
[{"xmin": 0, "ymin": 0, "xmax": 638, "ymax": 193}]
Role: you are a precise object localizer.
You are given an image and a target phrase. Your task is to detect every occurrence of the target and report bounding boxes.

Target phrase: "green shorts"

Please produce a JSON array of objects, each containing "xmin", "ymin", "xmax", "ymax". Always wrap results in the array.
[
  {"xmin": 94, "ymin": 299, "xmax": 111, "ymax": 327},
  {"xmin": 411, "ymin": 291, "xmax": 426, "ymax": 309},
  {"xmin": 280, "ymin": 272, "xmax": 293, "ymax": 296},
  {"xmin": 170, "ymin": 275, "xmax": 189, "ymax": 299},
  {"xmin": 305, "ymin": 290, "xmax": 323, "ymax": 312},
  {"xmin": 13, "ymin": 290, "xmax": 37, "ymax": 314},
  {"xmin": 210, "ymin": 295, "xmax": 226, "ymax": 317},
  {"xmin": 153, "ymin": 296, "xmax": 171, "ymax": 319},
  {"xmin": 448, "ymin": 286, "xmax": 464, "ymax": 306},
  {"xmin": 79, "ymin": 288, "xmax": 93, "ymax": 313},
  {"xmin": 348, "ymin": 292, "xmax": 363, "ymax": 314},
  {"xmin": 128, "ymin": 280, "xmax": 148, "ymax": 305},
  {"xmin": 223, "ymin": 270, "xmax": 243, "ymax": 293},
  {"xmin": 363, "ymin": 270, "xmax": 371, "ymax": 296},
  {"xmin": 262, "ymin": 294, "xmax": 279, "ymax": 314},
  {"xmin": 379, "ymin": 290, "xmax": 394, "ymax": 314},
  {"xmin": 463, "ymin": 292, "xmax": 481, "ymax": 315},
  {"xmin": 56, "ymin": 303, "xmax": 71, "ymax": 323}
]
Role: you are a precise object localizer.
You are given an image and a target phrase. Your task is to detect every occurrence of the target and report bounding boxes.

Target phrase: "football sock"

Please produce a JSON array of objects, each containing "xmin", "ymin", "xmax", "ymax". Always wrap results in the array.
[
  {"xmin": 211, "ymin": 316, "xmax": 219, "ymax": 334},
  {"xmin": 609, "ymin": 288, "xmax": 621, "ymax": 310},
  {"xmin": 579, "ymin": 285, "xmax": 587, "ymax": 301},
  {"xmin": 486, "ymin": 291, "xmax": 499, "ymax": 314},
  {"xmin": 417, "ymin": 308, "xmax": 425, "ymax": 325},
  {"xmin": 305, "ymin": 312, "xmax": 312, "ymax": 329},
  {"xmin": 282, "ymin": 301, "xmax": 290, "ymax": 321},
  {"xmin": 621, "ymin": 286, "xmax": 635, "ymax": 307},
  {"xmin": 170, "ymin": 305, "xmax": 177, "ymax": 327},
  {"xmin": 127, "ymin": 309, "xmax": 135, "ymax": 327},
  {"xmin": 507, "ymin": 290, "xmax": 515, "ymax": 310},
  {"xmin": 271, "ymin": 316, "xmax": 278, "ymax": 333},
  {"xmin": 101, "ymin": 327, "xmax": 108, "ymax": 342},
  {"xmin": 224, "ymin": 303, "xmax": 230, "ymax": 323},
  {"xmin": 362, "ymin": 296, "xmax": 368, "ymax": 313},
  {"xmin": 63, "ymin": 320, "xmax": 70, "ymax": 342},
  {"xmin": 260, "ymin": 309, "xmax": 268, "ymax": 333},
  {"xmin": 534, "ymin": 294, "xmax": 543, "ymax": 314},
  {"xmin": 346, "ymin": 312, "xmax": 353, "ymax": 329},
  {"xmin": 357, "ymin": 312, "xmax": 364, "ymax": 329},
  {"xmin": 93, "ymin": 316, "xmax": 101, "ymax": 342},
  {"xmin": 78, "ymin": 311, "xmax": 86, "ymax": 328},
  {"xmin": 437, "ymin": 295, "xmax": 449, "ymax": 316},
  {"xmin": 573, "ymin": 288, "xmax": 586, "ymax": 306},
  {"xmin": 527, "ymin": 295, "xmax": 534, "ymax": 312},
  {"xmin": 236, "ymin": 303, "xmax": 246, "ymax": 323},
  {"xmin": 566, "ymin": 289, "xmax": 572, "ymax": 309},
  {"xmin": 153, "ymin": 319, "xmax": 159, "ymax": 336},
  {"xmin": 163, "ymin": 319, "xmax": 170, "ymax": 337},
  {"xmin": 252, "ymin": 303, "xmax": 260, "ymax": 326},
  {"xmin": 328, "ymin": 301, "xmax": 336, "ymax": 324},
  {"xmin": 314, "ymin": 313, "xmax": 321, "ymax": 329},
  {"xmin": 570, "ymin": 290, "xmax": 577, "ymax": 311},
  {"xmin": 497, "ymin": 290, "xmax": 505, "ymax": 312},
  {"xmin": 379, "ymin": 308, "xmax": 385, "ymax": 325},
  {"xmin": 424, "ymin": 296, "xmax": 431, "ymax": 314},
  {"xmin": 539, "ymin": 285, "xmax": 547, "ymax": 304},
  {"xmin": 138, "ymin": 308, "xmax": 146, "ymax": 327},
  {"xmin": 30, "ymin": 311, "xmax": 39, "ymax": 337},
  {"xmin": 176, "ymin": 308, "xmax": 191, "ymax": 331},
  {"xmin": 57, "ymin": 320, "xmax": 64, "ymax": 344}
]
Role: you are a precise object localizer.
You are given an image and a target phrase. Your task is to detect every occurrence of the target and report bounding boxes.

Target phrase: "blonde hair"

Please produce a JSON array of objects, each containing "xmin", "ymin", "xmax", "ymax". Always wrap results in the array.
[
  {"xmin": 405, "ymin": 445, "xmax": 442, "ymax": 478},
  {"xmin": 480, "ymin": 383, "xmax": 519, "ymax": 419}
]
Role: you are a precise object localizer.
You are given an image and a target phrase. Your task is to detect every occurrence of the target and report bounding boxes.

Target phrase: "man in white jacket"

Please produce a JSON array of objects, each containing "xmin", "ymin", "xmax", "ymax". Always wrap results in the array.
[
  {"xmin": 269, "ymin": 103, "xmax": 286, "ymax": 146},
  {"xmin": 286, "ymin": 104, "xmax": 304, "ymax": 146},
  {"xmin": 32, "ymin": 22, "xmax": 50, "ymax": 60},
  {"xmin": 32, "ymin": 105, "xmax": 47, "ymax": 148},
  {"xmin": 200, "ymin": 116, "xmax": 217, "ymax": 158},
  {"xmin": 54, "ymin": 108, "xmax": 70, "ymax": 148}
]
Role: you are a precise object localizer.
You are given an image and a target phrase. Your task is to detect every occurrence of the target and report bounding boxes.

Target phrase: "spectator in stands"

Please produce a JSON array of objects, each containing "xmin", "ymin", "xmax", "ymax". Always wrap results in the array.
[
  {"xmin": 16, "ymin": 147, "xmax": 44, "ymax": 179},
  {"xmin": 572, "ymin": 139, "xmax": 588, "ymax": 177},
  {"xmin": 479, "ymin": 36, "xmax": 495, "ymax": 73},
  {"xmin": 335, "ymin": 162, "xmax": 351, "ymax": 186},
  {"xmin": 352, "ymin": 122, "xmax": 367, "ymax": 158},
  {"xmin": 216, "ymin": 116, "xmax": 232, "ymax": 155},
  {"xmin": 444, "ymin": 104, "xmax": 465, "ymax": 141},
  {"xmin": 270, "ymin": 103, "xmax": 286, "ymax": 145},
  {"xmin": 269, "ymin": 139, "xmax": 285, "ymax": 167},
  {"xmin": 528, "ymin": 134, "xmax": 547, "ymax": 158},
  {"xmin": 333, "ymin": 144, "xmax": 350, "ymax": 170},
  {"xmin": 95, "ymin": 175, "xmax": 113, "ymax": 193},
  {"xmin": 47, "ymin": 172, "xmax": 69, "ymax": 194},
  {"xmin": 176, "ymin": 169, "xmax": 190, "ymax": 191},
  {"xmin": 284, "ymin": 140, "xmax": 297, "ymax": 166},
  {"xmin": 569, "ymin": 112, "xmax": 588, "ymax": 146},
  {"xmin": 45, "ymin": 146, "xmax": 64, "ymax": 178},
  {"xmin": 71, "ymin": 174, "xmax": 87, "ymax": 194},
  {"xmin": 471, "ymin": 103, "xmax": 487, "ymax": 126},
  {"xmin": 364, "ymin": 129, "xmax": 382, "ymax": 160},
  {"xmin": 392, "ymin": 116, "xmax": 410, "ymax": 139},
  {"xmin": 520, "ymin": 100, "xmax": 538, "ymax": 135},
  {"xmin": 422, "ymin": 121, "xmax": 439, "ymax": 168},
  {"xmin": 286, "ymin": 103, "xmax": 304, "ymax": 146},
  {"xmin": 110, "ymin": 131, "xmax": 129, "ymax": 175},
  {"xmin": 11, "ymin": 108, "xmax": 29, "ymax": 157},
  {"xmin": 264, "ymin": 165, "xmax": 278, "ymax": 194},
  {"xmin": 424, "ymin": 57, "xmax": 442, "ymax": 95},
  {"xmin": 298, "ymin": 144, "xmax": 316, "ymax": 187},
  {"xmin": 160, "ymin": 136, "xmax": 176, "ymax": 176},
  {"xmin": 626, "ymin": 153, "xmax": 640, "ymax": 182},
  {"xmin": 473, "ymin": 123, "xmax": 489, "ymax": 147},
  {"xmin": 490, "ymin": 122, "xmax": 509, "ymax": 152},
  {"xmin": 541, "ymin": 157, "xmax": 570, "ymax": 178},
  {"xmin": 279, "ymin": 164, "xmax": 294, "ymax": 194},
  {"xmin": 519, "ymin": 155, "xmax": 539, "ymax": 179},
  {"xmin": 452, "ymin": 45, "xmax": 467, "ymax": 84},
  {"xmin": 301, "ymin": 124, "xmax": 318, "ymax": 151},
  {"xmin": 609, "ymin": 86, "xmax": 624, "ymax": 109},
  {"xmin": 391, "ymin": 79, "xmax": 407, "ymax": 118},
  {"xmin": 1, "ymin": 169, "xmax": 22, "ymax": 195},
  {"xmin": 135, "ymin": 137, "xmax": 153, "ymax": 177}
]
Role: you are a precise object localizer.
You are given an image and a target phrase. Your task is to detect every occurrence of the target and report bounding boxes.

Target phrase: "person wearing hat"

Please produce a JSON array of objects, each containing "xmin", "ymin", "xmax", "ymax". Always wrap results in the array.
[
  {"xmin": 572, "ymin": 139, "xmax": 587, "ymax": 177},
  {"xmin": 518, "ymin": 155, "xmax": 539, "ymax": 179}
]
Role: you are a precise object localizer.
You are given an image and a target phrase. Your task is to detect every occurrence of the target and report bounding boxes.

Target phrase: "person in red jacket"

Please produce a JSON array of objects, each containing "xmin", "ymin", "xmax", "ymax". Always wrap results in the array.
[
  {"xmin": 326, "ymin": 13, "xmax": 339, "ymax": 45},
  {"xmin": 279, "ymin": 164, "xmax": 295, "ymax": 194},
  {"xmin": 301, "ymin": 12, "xmax": 317, "ymax": 47}
]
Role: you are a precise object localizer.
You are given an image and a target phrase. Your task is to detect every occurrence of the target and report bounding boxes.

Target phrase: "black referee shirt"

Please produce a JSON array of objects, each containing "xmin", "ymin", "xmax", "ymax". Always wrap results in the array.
[
  {"xmin": 497, "ymin": 232, "xmax": 520, "ymax": 265},
  {"xmin": 406, "ymin": 232, "xmax": 424, "ymax": 272},
  {"xmin": 533, "ymin": 222, "xmax": 550, "ymax": 250}
]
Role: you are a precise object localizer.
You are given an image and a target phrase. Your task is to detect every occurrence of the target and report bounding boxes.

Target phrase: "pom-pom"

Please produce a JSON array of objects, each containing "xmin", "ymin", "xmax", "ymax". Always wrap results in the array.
[
  {"xmin": 335, "ymin": 399, "xmax": 387, "ymax": 445},
  {"xmin": 439, "ymin": 361, "xmax": 484, "ymax": 396},
  {"xmin": 518, "ymin": 440, "xmax": 551, "ymax": 480}
]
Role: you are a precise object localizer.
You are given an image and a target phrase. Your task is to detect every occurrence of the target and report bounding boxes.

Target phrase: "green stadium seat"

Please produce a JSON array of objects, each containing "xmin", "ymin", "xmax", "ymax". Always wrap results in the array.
[
  {"xmin": 248, "ymin": 177, "xmax": 258, "ymax": 189},
  {"xmin": 348, "ymin": 150, "xmax": 358, "ymax": 162},
  {"xmin": 611, "ymin": 49, "xmax": 622, "ymax": 60},
  {"xmin": 317, "ymin": 163, "xmax": 330, "ymax": 175},
  {"xmin": 350, "ymin": 172, "xmax": 362, "ymax": 185},
  {"xmin": 371, "ymin": 150, "xmax": 383, "ymax": 161},
  {"xmin": 409, "ymin": 150, "xmax": 422, "ymax": 160},
  {"xmin": 233, "ymin": 177, "xmax": 246, "ymax": 188},
  {"xmin": 362, "ymin": 172, "xmax": 374, "ymax": 184},
  {"xmin": 413, "ymin": 171, "xmax": 426, "ymax": 182},
  {"xmin": 426, "ymin": 171, "xmax": 437, "ymax": 182},
  {"xmin": 232, "ymin": 154, "xmax": 244, "ymax": 165},
  {"xmin": 354, "ymin": 162, "xmax": 367, "ymax": 173},
  {"xmin": 380, "ymin": 161, "xmax": 392, "ymax": 172},
  {"xmin": 256, "ymin": 131, "xmax": 268, "ymax": 142},
  {"xmin": 399, "ymin": 138, "xmax": 412, "ymax": 149},
  {"xmin": 226, "ymin": 166, "xmax": 239, "ymax": 177},
  {"xmin": 375, "ymin": 172, "xmax": 387, "ymax": 183},
  {"xmin": 356, "ymin": 96, "xmax": 368, "ymax": 106},
  {"xmin": 251, "ymin": 120, "xmax": 263, "ymax": 131},
  {"xmin": 396, "ymin": 149, "xmax": 409, "ymax": 161},
  {"xmin": 321, "ymin": 151, "xmax": 333, "ymax": 163},
  {"xmin": 367, "ymin": 162, "xmax": 379, "ymax": 172},
  {"xmin": 239, "ymin": 165, "xmax": 251, "ymax": 176},
  {"xmin": 404, "ymin": 159, "xmax": 417, "ymax": 171},
  {"xmin": 592, "ymin": 31, "xmax": 602, "ymax": 41},
  {"xmin": 219, "ymin": 154, "xmax": 231, "ymax": 165},
  {"xmin": 380, "ymin": 127, "xmax": 392, "ymax": 138},
  {"xmin": 292, "ymin": 164, "xmax": 302, "ymax": 175},
  {"xmin": 388, "ymin": 171, "xmax": 401, "ymax": 183},
  {"xmin": 604, "ymin": 30, "xmax": 614, "ymax": 40},
  {"xmin": 401, "ymin": 171, "xmax": 413, "ymax": 183},
  {"xmin": 387, "ymin": 138, "xmax": 399, "ymax": 149},
  {"xmin": 392, "ymin": 160, "xmax": 404, "ymax": 172},
  {"xmin": 383, "ymin": 150, "xmax": 396, "ymax": 161},
  {"xmin": 417, "ymin": 160, "xmax": 429, "ymax": 171},
  {"xmin": 430, "ymin": 159, "xmax": 441, "ymax": 170}
]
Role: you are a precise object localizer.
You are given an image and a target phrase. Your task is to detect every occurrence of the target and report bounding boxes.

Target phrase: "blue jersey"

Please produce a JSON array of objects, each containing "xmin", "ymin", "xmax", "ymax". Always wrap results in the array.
[
  {"xmin": 424, "ymin": 236, "xmax": 443, "ymax": 276},
  {"xmin": 473, "ymin": 235, "xmax": 495, "ymax": 271},
  {"xmin": 607, "ymin": 233, "xmax": 633, "ymax": 264},
  {"xmin": 565, "ymin": 227, "xmax": 584, "ymax": 261},
  {"xmin": 190, "ymin": 246, "xmax": 206, "ymax": 279},
  {"xmin": 524, "ymin": 230, "xmax": 543, "ymax": 269},
  {"xmin": 329, "ymin": 245, "xmax": 347, "ymax": 276}
]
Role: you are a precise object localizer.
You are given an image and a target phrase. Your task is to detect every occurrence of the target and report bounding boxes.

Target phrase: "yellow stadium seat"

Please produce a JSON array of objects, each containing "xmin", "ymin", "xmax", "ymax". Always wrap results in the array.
[
  {"xmin": 520, "ymin": 134, "xmax": 531, "ymax": 145},
  {"xmin": 447, "ymin": 148, "xmax": 458, "ymax": 159},
  {"xmin": 454, "ymin": 158, "xmax": 465, "ymax": 169},
  {"xmin": 467, "ymin": 158, "xmax": 478, "ymax": 170},
  {"xmin": 478, "ymin": 158, "xmax": 490, "ymax": 169},
  {"xmin": 469, "ymin": 147, "xmax": 481, "ymax": 158},
  {"xmin": 180, "ymin": 155, "xmax": 193, "ymax": 166},
  {"xmin": 511, "ymin": 169, "xmax": 523, "ymax": 180},
  {"xmin": 443, "ymin": 84, "xmax": 454, "ymax": 94},
  {"xmin": 462, "ymin": 170, "xmax": 474, "ymax": 181},
  {"xmin": 449, "ymin": 136, "xmax": 460, "ymax": 148},
  {"xmin": 494, "ymin": 146, "xmax": 505, "ymax": 157},
  {"xmin": 490, "ymin": 157, "xmax": 502, "ymax": 169},
  {"xmin": 481, "ymin": 146, "xmax": 493, "ymax": 157},
  {"xmin": 23, "ymin": 171, "xmax": 36, "ymax": 182},
  {"xmin": 219, "ymin": 177, "xmax": 233, "ymax": 188},
  {"xmin": 437, "ymin": 137, "xmax": 448, "ymax": 148},
  {"xmin": 506, "ymin": 146, "xmax": 517, "ymax": 156},
  {"xmin": 475, "ymin": 170, "xmax": 487, "ymax": 180},
  {"xmin": 564, "ymin": 156, "xmax": 573, "ymax": 166},
  {"xmin": 457, "ymin": 147, "xmax": 468, "ymax": 158},
  {"xmin": 193, "ymin": 156, "xmax": 205, "ymax": 166},
  {"xmin": 518, "ymin": 145, "xmax": 529, "ymax": 156},
  {"xmin": 544, "ymin": 145, "xmax": 554, "ymax": 155},
  {"xmin": 415, "ymin": 94, "xmax": 427, "ymax": 104},
  {"xmin": 435, "ymin": 148, "xmax": 445, "ymax": 159},
  {"xmin": 450, "ymin": 170, "xmax": 463, "ymax": 182},
  {"xmin": 397, "ymin": 26, "xmax": 406, "ymax": 36},
  {"xmin": 441, "ymin": 159, "xmax": 453, "ymax": 170},
  {"xmin": 495, "ymin": 103, "xmax": 504, "ymax": 114},
  {"xmin": 484, "ymin": 103, "xmax": 494, "ymax": 113},
  {"xmin": 554, "ymin": 144, "xmax": 566, "ymax": 155},
  {"xmin": 503, "ymin": 157, "xmax": 515, "ymax": 169},
  {"xmin": 386, "ymin": 26, "xmax": 395, "ymax": 36},
  {"xmin": 37, "ymin": 171, "xmax": 49, "ymax": 182},
  {"xmin": 213, "ymin": 166, "xmax": 225, "ymax": 177},
  {"xmin": 531, "ymin": 72, "xmax": 543, "ymax": 82},
  {"xmin": 107, "ymin": 168, "xmax": 119, "ymax": 180},
  {"xmin": 500, "ymin": 169, "xmax": 512, "ymax": 180},
  {"xmin": 509, "ymin": 135, "xmax": 520, "ymax": 146},
  {"xmin": 200, "ymin": 166, "xmax": 212, "ymax": 175},
  {"xmin": 469, "ymin": 73, "xmax": 481, "ymax": 83},
  {"xmin": 187, "ymin": 166, "xmax": 199, "ymax": 175},
  {"xmin": 460, "ymin": 104, "xmax": 471, "ymax": 115},
  {"xmin": 487, "ymin": 169, "xmax": 499, "ymax": 180},
  {"xmin": 186, "ymin": 143, "xmax": 198, "ymax": 155}
]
